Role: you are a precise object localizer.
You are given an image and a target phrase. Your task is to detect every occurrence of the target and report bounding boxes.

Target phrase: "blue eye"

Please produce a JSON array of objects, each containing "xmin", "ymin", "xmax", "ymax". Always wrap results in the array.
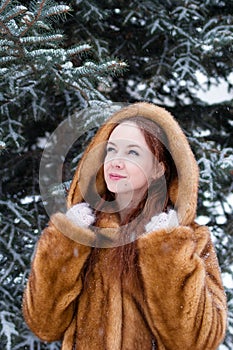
[
  {"xmin": 129, "ymin": 149, "xmax": 139, "ymax": 156},
  {"xmin": 106, "ymin": 146, "xmax": 116, "ymax": 153}
]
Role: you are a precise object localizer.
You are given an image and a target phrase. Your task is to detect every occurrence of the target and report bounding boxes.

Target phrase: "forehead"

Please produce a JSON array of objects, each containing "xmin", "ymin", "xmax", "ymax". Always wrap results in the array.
[{"xmin": 109, "ymin": 122, "xmax": 146, "ymax": 143}]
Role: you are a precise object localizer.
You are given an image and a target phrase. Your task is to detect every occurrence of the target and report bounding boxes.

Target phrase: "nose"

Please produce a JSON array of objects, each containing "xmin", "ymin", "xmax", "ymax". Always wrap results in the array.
[{"xmin": 111, "ymin": 157, "xmax": 124, "ymax": 169}]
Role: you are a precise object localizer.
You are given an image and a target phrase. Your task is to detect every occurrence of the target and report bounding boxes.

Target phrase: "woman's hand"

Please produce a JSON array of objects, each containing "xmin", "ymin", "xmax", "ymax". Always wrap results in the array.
[{"xmin": 66, "ymin": 202, "xmax": 96, "ymax": 228}]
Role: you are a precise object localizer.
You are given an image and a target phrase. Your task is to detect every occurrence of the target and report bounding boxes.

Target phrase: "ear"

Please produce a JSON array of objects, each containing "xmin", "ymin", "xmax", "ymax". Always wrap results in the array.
[{"xmin": 152, "ymin": 162, "xmax": 165, "ymax": 180}]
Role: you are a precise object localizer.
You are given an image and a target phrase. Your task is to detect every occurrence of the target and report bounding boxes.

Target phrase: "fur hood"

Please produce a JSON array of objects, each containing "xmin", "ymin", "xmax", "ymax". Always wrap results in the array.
[{"xmin": 67, "ymin": 102, "xmax": 199, "ymax": 226}]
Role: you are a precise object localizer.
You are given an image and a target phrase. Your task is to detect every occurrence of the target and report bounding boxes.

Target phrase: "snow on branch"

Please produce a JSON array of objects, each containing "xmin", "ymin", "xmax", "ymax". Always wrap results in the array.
[
  {"xmin": 67, "ymin": 44, "xmax": 92, "ymax": 56},
  {"xmin": 0, "ymin": 5, "xmax": 27, "ymax": 22},
  {"xmin": 171, "ymin": 5, "xmax": 205, "ymax": 22},
  {"xmin": 0, "ymin": 0, "xmax": 127, "ymax": 147},
  {"xmin": 71, "ymin": 60, "xmax": 127, "ymax": 78},
  {"xmin": 0, "ymin": 55, "xmax": 17, "ymax": 63},
  {"xmin": 1, "ymin": 118, "xmax": 24, "ymax": 148},
  {"xmin": 45, "ymin": 5, "xmax": 70, "ymax": 17},
  {"xmin": 0, "ymin": 0, "xmax": 11, "ymax": 13},
  {"xmin": 3, "ymin": 18, "xmax": 19, "ymax": 36},
  {"xmin": 20, "ymin": 33, "xmax": 64, "ymax": 44},
  {"xmin": 0, "ymin": 39, "xmax": 14, "ymax": 46},
  {"xmin": 0, "ymin": 200, "xmax": 32, "ymax": 227},
  {"xmin": 0, "ymin": 141, "xmax": 6, "ymax": 150},
  {"xmin": 33, "ymin": 19, "xmax": 50, "ymax": 30},
  {"xmin": 0, "ymin": 311, "xmax": 18, "ymax": 350},
  {"xmin": 203, "ymin": 24, "xmax": 233, "ymax": 46}
]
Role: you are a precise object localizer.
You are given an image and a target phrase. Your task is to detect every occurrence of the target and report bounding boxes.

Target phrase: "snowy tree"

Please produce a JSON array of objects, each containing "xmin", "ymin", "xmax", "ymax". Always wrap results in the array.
[
  {"xmin": 0, "ymin": 0, "xmax": 232, "ymax": 348},
  {"xmin": 0, "ymin": 0, "xmax": 126, "ymax": 349}
]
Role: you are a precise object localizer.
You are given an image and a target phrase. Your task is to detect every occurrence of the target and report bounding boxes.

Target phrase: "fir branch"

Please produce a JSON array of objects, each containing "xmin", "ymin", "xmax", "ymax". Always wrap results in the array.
[
  {"xmin": 0, "ymin": 38, "xmax": 14, "ymax": 46},
  {"xmin": 203, "ymin": 25, "xmax": 233, "ymax": 46},
  {"xmin": 2, "ymin": 118, "xmax": 24, "ymax": 147},
  {"xmin": 71, "ymin": 60, "xmax": 127, "ymax": 78},
  {"xmin": 0, "ymin": 18, "xmax": 11, "ymax": 36},
  {"xmin": 33, "ymin": 19, "xmax": 50, "ymax": 30},
  {"xmin": 19, "ymin": 0, "xmax": 71, "ymax": 37},
  {"xmin": 4, "ymin": 18, "xmax": 19, "ymax": 36},
  {"xmin": 0, "ymin": 311, "xmax": 18, "ymax": 350},
  {"xmin": 0, "ymin": 0, "xmax": 11, "ymax": 13},
  {"xmin": 53, "ymin": 68, "xmax": 89, "ymax": 100},
  {"xmin": 26, "ymin": 47, "xmax": 67, "ymax": 60},
  {"xmin": 0, "ymin": 5, "xmax": 27, "ymax": 22},
  {"xmin": 0, "ymin": 47, "xmax": 15, "ymax": 55},
  {"xmin": 49, "ymin": 180, "xmax": 71, "ymax": 196},
  {"xmin": 171, "ymin": 5, "xmax": 205, "ymax": 22},
  {"xmin": 67, "ymin": 43, "xmax": 92, "ymax": 56},
  {"xmin": 19, "ymin": 33, "xmax": 63, "ymax": 44},
  {"xmin": 45, "ymin": 5, "xmax": 70, "ymax": 17},
  {"xmin": 0, "ymin": 55, "xmax": 17, "ymax": 63},
  {"xmin": 18, "ymin": 0, "xmax": 45, "ymax": 37},
  {"xmin": 171, "ymin": 24, "xmax": 199, "ymax": 46},
  {"xmin": 0, "ymin": 200, "xmax": 31, "ymax": 227}
]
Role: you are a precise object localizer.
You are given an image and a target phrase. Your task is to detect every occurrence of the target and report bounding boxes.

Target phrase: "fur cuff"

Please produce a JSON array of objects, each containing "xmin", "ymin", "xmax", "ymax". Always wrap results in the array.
[
  {"xmin": 145, "ymin": 210, "xmax": 179, "ymax": 233},
  {"xmin": 66, "ymin": 202, "xmax": 96, "ymax": 228},
  {"xmin": 51, "ymin": 212, "xmax": 96, "ymax": 246}
]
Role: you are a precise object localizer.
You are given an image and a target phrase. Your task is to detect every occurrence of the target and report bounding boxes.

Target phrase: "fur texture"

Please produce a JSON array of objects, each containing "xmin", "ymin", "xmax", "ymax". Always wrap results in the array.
[{"xmin": 23, "ymin": 103, "xmax": 227, "ymax": 349}]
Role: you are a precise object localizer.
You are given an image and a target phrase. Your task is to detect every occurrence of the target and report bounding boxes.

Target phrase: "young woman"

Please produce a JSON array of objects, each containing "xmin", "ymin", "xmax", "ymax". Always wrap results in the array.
[{"xmin": 23, "ymin": 102, "xmax": 227, "ymax": 350}]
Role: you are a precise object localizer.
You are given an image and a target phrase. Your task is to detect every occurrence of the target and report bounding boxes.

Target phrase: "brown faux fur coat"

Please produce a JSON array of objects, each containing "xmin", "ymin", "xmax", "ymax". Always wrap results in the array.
[{"xmin": 23, "ymin": 103, "xmax": 227, "ymax": 349}]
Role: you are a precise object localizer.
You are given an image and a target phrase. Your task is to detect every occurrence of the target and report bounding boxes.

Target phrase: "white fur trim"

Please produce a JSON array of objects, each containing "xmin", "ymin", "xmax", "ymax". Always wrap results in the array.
[
  {"xmin": 66, "ymin": 202, "xmax": 95, "ymax": 228},
  {"xmin": 145, "ymin": 210, "xmax": 179, "ymax": 233}
]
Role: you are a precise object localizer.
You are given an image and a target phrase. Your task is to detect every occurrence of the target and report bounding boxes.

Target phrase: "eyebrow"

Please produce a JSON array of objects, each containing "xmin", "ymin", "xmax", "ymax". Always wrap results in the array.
[{"xmin": 106, "ymin": 141, "xmax": 143, "ymax": 149}]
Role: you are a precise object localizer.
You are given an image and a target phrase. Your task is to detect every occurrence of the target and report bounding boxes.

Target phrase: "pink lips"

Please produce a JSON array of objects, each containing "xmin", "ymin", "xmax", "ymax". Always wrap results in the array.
[{"xmin": 109, "ymin": 173, "xmax": 127, "ymax": 180}]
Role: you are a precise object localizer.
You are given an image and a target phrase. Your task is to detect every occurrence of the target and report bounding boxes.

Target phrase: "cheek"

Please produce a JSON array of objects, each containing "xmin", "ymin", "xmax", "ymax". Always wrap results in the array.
[
  {"xmin": 128, "ymin": 163, "xmax": 147, "ymax": 181},
  {"xmin": 129, "ymin": 160, "xmax": 155, "ymax": 187}
]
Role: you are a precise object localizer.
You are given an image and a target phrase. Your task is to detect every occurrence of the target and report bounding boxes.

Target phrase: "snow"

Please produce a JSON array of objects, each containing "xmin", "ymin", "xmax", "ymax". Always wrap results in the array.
[
  {"xmin": 0, "ymin": 311, "xmax": 18, "ymax": 350},
  {"xmin": 195, "ymin": 71, "xmax": 233, "ymax": 104},
  {"xmin": 219, "ymin": 345, "xmax": 230, "ymax": 350},
  {"xmin": 127, "ymin": 71, "xmax": 232, "ymax": 106},
  {"xmin": 0, "ymin": 141, "xmax": 6, "ymax": 149},
  {"xmin": 20, "ymin": 195, "xmax": 40, "ymax": 205},
  {"xmin": 222, "ymin": 271, "xmax": 233, "ymax": 289}
]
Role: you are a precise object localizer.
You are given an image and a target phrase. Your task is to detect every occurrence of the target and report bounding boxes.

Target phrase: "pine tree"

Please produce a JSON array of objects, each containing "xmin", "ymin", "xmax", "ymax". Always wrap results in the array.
[{"xmin": 0, "ymin": 1, "xmax": 126, "ymax": 349}]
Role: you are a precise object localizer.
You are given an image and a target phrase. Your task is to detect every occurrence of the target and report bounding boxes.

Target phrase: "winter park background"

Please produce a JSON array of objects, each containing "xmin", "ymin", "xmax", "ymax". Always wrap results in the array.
[{"xmin": 0, "ymin": 1, "xmax": 232, "ymax": 349}]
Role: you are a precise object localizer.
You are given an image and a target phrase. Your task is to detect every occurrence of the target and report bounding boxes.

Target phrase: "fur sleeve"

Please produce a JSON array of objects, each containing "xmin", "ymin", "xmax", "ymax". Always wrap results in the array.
[
  {"xmin": 137, "ymin": 225, "xmax": 227, "ymax": 350},
  {"xmin": 22, "ymin": 217, "xmax": 92, "ymax": 342}
]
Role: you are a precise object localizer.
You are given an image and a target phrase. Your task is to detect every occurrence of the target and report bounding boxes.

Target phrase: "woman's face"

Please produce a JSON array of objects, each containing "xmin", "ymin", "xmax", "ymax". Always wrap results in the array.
[{"xmin": 104, "ymin": 122, "xmax": 161, "ymax": 199}]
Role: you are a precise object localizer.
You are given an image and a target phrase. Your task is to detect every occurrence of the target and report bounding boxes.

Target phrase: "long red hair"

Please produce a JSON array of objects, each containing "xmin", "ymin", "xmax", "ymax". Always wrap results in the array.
[{"xmin": 84, "ymin": 116, "xmax": 177, "ymax": 284}]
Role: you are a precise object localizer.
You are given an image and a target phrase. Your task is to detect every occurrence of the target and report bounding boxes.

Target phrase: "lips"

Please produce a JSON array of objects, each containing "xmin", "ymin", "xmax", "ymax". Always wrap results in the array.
[{"xmin": 109, "ymin": 173, "xmax": 127, "ymax": 180}]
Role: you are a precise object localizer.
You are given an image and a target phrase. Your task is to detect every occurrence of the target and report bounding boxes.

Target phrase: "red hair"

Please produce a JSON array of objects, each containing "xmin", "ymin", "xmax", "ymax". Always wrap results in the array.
[{"xmin": 83, "ymin": 116, "xmax": 177, "ymax": 286}]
